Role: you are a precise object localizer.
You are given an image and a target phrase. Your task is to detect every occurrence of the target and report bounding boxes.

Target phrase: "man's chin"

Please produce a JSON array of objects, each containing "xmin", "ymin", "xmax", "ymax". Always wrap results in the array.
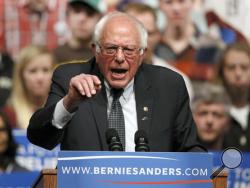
[
  {"xmin": 201, "ymin": 136, "xmax": 218, "ymax": 144},
  {"xmin": 108, "ymin": 80, "xmax": 128, "ymax": 89}
]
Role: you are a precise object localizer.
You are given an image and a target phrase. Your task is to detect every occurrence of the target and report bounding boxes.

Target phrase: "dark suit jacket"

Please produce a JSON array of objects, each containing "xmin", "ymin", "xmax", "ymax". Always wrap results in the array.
[
  {"xmin": 27, "ymin": 58, "xmax": 204, "ymax": 152},
  {"xmin": 224, "ymin": 112, "xmax": 250, "ymax": 151}
]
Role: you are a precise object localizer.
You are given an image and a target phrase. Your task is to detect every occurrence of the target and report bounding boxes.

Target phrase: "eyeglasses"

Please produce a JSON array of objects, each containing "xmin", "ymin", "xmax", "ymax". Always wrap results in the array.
[{"xmin": 97, "ymin": 43, "xmax": 144, "ymax": 58}]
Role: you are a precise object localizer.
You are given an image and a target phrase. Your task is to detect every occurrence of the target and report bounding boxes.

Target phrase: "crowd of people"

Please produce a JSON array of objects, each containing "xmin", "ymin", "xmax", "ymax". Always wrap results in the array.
[{"xmin": 0, "ymin": 0, "xmax": 250, "ymax": 173}]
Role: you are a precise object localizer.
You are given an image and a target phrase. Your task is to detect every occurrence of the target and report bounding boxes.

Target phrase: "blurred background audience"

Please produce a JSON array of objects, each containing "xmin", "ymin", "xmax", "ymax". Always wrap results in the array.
[
  {"xmin": 154, "ymin": 0, "xmax": 222, "ymax": 81},
  {"xmin": 0, "ymin": 52, "xmax": 14, "ymax": 108},
  {"xmin": 217, "ymin": 42, "xmax": 250, "ymax": 151},
  {"xmin": 1, "ymin": 45, "xmax": 55, "ymax": 129},
  {"xmin": 0, "ymin": 0, "xmax": 68, "ymax": 59},
  {"xmin": 0, "ymin": 111, "xmax": 28, "ymax": 173}
]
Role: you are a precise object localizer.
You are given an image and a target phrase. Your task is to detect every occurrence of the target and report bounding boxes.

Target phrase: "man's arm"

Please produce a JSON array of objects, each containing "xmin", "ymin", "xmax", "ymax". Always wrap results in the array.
[
  {"xmin": 173, "ymin": 78, "xmax": 206, "ymax": 152},
  {"xmin": 27, "ymin": 104, "xmax": 65, "ymax": 150},
  {"xmin": 27, "ymin": 64, "xmax": 102, "ymax": 150}
]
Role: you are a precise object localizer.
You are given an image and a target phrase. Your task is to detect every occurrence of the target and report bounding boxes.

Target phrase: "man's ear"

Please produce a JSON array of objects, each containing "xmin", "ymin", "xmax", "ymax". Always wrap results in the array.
[
  {"xmin": 138, "ymin": 48, "xmax": 148, "ymax": 66},
  {"xmin": 91, "ymin": 43, "xmax": 101, "ymax": 54},
  {"xmin": 141, "ymin": 48, "xmax": 148, "ymax": 56}
]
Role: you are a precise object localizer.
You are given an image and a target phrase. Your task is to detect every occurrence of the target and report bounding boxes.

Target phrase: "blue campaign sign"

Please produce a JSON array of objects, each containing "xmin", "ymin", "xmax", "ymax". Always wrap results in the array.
[
  {"xmin": 0, "ymin": 129, "xmax": 59, "ymax": 188},
  {"xmin": 0, "ymin": 129, "xmax": 59, "ymax": 187},
  {"xmin": 13, "ymin": 129, "xmax": 59, "ymax": 171},
  {"xmin": 58, "ymin": 151, "xmax": 213, "ymax": 188},
  {"xmin": 0, "ymin": 172, "xmax": 39, "ymax": 187},
  {"xmin": 212, "ymin": 152, "xmax": 250, "ymax": 188}
]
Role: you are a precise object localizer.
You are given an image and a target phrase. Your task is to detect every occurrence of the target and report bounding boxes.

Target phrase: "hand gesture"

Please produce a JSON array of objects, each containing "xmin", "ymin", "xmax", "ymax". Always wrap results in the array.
[{"xmin": 63, "ymin": 74, "xmax": 102, "ymax": 111}]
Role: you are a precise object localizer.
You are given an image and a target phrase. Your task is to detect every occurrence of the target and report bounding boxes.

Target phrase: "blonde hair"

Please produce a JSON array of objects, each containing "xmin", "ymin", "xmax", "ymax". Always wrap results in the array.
[{"xmin": 10, "ymin": 45, "xmax": 55, "ymax": 129}]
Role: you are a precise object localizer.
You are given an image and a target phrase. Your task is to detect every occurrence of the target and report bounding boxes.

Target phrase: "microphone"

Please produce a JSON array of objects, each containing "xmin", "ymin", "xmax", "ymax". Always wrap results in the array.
[
  {"xmin": 134, "ymin": 130, "xmax": 150, "ymax": 152},
  {"xmin": 106, "ymin": 128, "xmax": 123, "ymax": 151}
]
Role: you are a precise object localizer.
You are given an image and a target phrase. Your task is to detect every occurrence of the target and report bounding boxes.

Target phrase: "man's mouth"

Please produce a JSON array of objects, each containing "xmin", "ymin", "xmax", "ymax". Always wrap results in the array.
[
  {"xmin": 111, "ymin": 68, "xmax": 127, "ymax": 74},
  {"xmin": 110, "ymin": 68, "xmax": 128, "ymax": 79}
]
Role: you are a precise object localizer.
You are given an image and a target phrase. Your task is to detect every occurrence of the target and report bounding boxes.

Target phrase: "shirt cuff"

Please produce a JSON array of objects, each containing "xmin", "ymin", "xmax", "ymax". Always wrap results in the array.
[{"xmin": 52, "ymin": 99, "xmax": 75, "ymax": 129}]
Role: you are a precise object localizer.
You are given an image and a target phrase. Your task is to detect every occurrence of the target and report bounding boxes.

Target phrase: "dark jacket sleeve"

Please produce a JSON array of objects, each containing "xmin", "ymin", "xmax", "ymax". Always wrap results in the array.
[{"xmin": 173, "ymin": 77, "xmax": 206, "ymax": 152}]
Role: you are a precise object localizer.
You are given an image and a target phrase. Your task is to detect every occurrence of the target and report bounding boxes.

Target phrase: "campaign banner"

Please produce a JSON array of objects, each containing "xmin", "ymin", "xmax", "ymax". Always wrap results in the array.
[
  {"xmin": 212, "ymin": 151, "xmax": 250, "ymax": 188},
  {"xmin": 13, "ymin": 129, "xmax": 59, "ymax": 171},
  {"xmin": 0, "ymin": 172, "xmax": 39, "ymax": 188},
  {"xmin": 58, "ymin": 151, "xmax": 213, "ymax": 188},
  {"xmin": 0, "ymin": 129, "xmax": 59, "ymax": 187}
]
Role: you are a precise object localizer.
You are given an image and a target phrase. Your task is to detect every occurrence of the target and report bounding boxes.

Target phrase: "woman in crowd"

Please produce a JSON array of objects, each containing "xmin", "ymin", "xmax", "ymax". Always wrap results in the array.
[
  {"xmin": 217, "ymin": 42, "xmax": 250, "ymax": 151},
  {"xmin": 2, "ymin": 45, "xmax": 55, "ymax": 129},
  {"xmin": 0, "ymin": 111, "xmax": 27, "ymax": 173}
]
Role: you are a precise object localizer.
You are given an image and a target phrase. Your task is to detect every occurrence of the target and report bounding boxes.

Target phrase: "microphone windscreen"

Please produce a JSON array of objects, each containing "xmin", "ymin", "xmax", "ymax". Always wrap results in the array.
[
  {"xmin": 134, "ymin": 130, "xmax": 148, "ymax": 144},
  {"xmin": 106, "ymin": 128, "xmax": 120, "ymax": 144}
]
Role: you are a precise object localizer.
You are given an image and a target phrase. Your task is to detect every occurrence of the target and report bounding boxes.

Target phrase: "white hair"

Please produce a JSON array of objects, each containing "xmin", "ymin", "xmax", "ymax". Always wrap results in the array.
[{"xmin": 93, "ymin": 11, "xmax": 148, "ymax": 49}]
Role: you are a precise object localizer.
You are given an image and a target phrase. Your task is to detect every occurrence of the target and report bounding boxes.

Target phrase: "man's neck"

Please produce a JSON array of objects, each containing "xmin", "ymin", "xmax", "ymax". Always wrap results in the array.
[
  {"xmin": 162, "ymin": 23, "xmax": 195, "ymax": 54},
  {"xmin": 163, "ymin": 21, "xmax": 194, "ymax": 40},
  {"xmin": 203, "ymin": 139, "xmax": 223, "ymax": 151},
  {"xmin": 227, "ymin": 87, "xmax": 249, "ymax": 108}
]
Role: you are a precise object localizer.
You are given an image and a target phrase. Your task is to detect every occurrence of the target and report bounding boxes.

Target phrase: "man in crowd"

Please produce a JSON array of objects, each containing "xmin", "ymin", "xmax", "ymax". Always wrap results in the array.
[
  {"xmin": 53, "ymin": 0, "xmax": 106, "ymax": 63},
  {"xmin": 192, "ymin": 82, "xmax": 230, "ymax": 151},
  {"xmin": 155, "ymin": 0, "xmax": 221, "ymax": 81}
]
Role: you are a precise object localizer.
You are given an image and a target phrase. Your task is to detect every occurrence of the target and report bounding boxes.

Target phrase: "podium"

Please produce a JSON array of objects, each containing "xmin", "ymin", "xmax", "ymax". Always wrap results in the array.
[
  {"xmin": 32, "ymin": 169, "xmax": 57, "ymax": 188},
  {"xmin": 32, "ymin": 169, "xmax": 227, "ymax": 188},
  {"xmin": 33, "ymin": 151, "xmax": 227, "ymax": 188}
]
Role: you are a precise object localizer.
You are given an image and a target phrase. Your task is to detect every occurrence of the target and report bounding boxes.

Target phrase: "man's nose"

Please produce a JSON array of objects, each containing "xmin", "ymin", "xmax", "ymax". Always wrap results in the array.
[
  {"xmin": 115, "ymin": 48, "xmax": 125, "ymax": 63},
  {"xmin": 234, "ymin": 67, "xmax": 243, "ymax": 80},
  {"xmin": 205, "ymin": 114, "xmax": 214, "ymax": 125},
  {"xmin": 78, "ymin": 11, "xmax": 88, "ymax": 21}
]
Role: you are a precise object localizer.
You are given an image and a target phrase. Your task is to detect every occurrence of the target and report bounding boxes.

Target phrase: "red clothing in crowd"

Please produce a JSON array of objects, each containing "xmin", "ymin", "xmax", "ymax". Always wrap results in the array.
[{"xmin": 0, "ymin": 0, "xmax": 67, "ymax": 58}]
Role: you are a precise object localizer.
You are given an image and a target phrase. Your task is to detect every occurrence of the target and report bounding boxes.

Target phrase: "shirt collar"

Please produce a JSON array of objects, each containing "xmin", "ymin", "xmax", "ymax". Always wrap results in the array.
[{"xmin": 105, "ymin": 79, "xmax": 134, "ymax": 101}]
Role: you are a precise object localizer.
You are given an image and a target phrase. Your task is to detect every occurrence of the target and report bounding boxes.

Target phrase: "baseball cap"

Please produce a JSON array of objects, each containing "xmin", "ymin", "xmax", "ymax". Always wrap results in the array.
[{"xmin": 68, "ymin": 0, "xmax": 107, "ymax": 13}]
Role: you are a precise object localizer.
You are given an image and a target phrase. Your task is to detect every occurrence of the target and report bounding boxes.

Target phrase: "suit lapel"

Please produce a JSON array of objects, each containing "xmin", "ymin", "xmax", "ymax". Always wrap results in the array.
[
  {"xmin": 89, "ymin": 61, "xmax": 109, "ymax": 150},
  {"xmin": 135, "ymin": 65, "xmax": 154, "ymax": 134}
]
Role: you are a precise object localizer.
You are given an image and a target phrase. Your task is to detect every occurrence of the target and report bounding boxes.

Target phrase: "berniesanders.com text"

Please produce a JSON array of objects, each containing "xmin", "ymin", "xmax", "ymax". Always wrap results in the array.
[{"xmin": 61, "ymin": 166, "xmax": 208, "ymax": 176}]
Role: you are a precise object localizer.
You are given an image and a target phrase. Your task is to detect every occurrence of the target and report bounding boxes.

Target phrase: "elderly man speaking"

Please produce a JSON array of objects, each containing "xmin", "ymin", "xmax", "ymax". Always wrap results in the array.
[{"xmin": 27, "ymin": 12, "xmax": 204, "ymax": 152}]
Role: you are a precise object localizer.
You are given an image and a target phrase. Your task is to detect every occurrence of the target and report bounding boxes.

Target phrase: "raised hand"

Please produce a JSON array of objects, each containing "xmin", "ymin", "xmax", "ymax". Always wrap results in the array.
[{"xmin": 63, "ymin": 73, "xmax": 102, "ymax": 112}]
